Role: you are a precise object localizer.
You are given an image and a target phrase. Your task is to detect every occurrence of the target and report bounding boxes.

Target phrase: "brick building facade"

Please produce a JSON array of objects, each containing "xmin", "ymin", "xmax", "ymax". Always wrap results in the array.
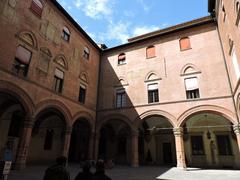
[{"xmin": 0, "ymin": 0, "xmax": 240, "ymax": 170}]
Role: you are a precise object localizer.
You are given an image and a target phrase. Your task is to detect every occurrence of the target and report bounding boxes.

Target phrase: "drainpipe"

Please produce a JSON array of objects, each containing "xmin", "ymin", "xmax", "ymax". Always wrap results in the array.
[{"xmin": 216, "ymin": 20, "xmax": 240, "ymax": 124}]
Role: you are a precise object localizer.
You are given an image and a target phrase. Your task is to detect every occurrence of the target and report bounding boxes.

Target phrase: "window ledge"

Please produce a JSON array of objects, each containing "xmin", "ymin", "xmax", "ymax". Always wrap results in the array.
[
  {"xmin": 146, "ymin": 56, "xmax": 156, "ymax": 59},
  {"xmin": 118, "ymin": 63, "xmax": 127, "ymax": 66},
  {"xmin": 180, "ymin": 47, "xmax": 192, "ymax": 52}
]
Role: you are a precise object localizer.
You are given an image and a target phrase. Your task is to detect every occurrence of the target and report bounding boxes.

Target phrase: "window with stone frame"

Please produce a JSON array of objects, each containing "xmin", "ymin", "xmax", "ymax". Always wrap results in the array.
[
  {"xmin": 179, "ymin": 37, "xmax": 191, "ymax": 51},
  {"xmin": 118, "ymin": 53, "xmax": 126, "ymax": 65},
  {"xmin": 30, "ymin": 0, "xmax": 43, "ymax": 17},
  {"xmin": 116, "ymin": 89, "xmax": 126, "ymax": 108},
  {"xmin": 185, "ymin": 77, "xmax": 200, "ymax": 99},
  {"xmin": 79, "ymin": 85, "xmax": 86, "ymax": 104},
  {"xmin": 53, "ymin": 68, "xmax": 64, "ymax": 93},
  {"xmin": 62, "ymin": 26, "xmax": 70, "ymax": 42},
  {"xmin": 146, "ymin": 45, "xmax": 156, "ymax": 58},
  {"xmin": 13, "ymin": 45, "xmax": 32, "ymax": 77},
  {"xmin": 191, "ymin": 135, "xmax": 205, "ymax": 155},
  {"xmin": 83, "ymin": 47, "xmax": 90, "ymax": 60},
  {"xmin": 148, "ymin": 83, "xmax": 159, "ymax": 103},
  {"xmin": 216, "ymin": 135, "xmax": 232, "ymax": 155}
]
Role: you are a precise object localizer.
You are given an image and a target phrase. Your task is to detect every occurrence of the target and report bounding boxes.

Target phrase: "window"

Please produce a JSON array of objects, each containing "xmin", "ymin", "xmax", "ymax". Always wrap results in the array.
[
  {"xmin": 116, "ymin": 89, "xmax": 126, "ymax": 108},
  {"xmin": 236, "ymin": 1, "xmax": 240, "ymax": 14},
  {"xmin": 191, "ymin": 136, "xmax": 204, "ymax": 155},
  {"xmin": 79, "ymin": 85, "xmax": 86, "ymax": 103},
  {"xmin": 44, "ymin": 129, "xmax": 54, "ymax": 150},
  {"xmin": 30, "ymin": 0, "xmax": 43, "ymax": 17},
  {"xmin": 13, "ymin": 45, "xmax": 32, "ymax": 77},
  {"xmin": 53, "ymin": 69, "xmax": 64, "ymax": 93},
  {"xmin": 185, "ymin": 78, "xmax": 200, "ymax": 99},
  {"xmin": 83, "ymin": 47, "xmax": 90, "ymax": 60},
  {"xmin": 62, "ymin": 26, "xmax": 70, "ymax": 42},
  {"xmin": 222, "ymin": 2, "xmax": 226, "ymax": 22},
  {"xmin": 146, "ymin": 46, "xmax": 156, "ymax": 58},
  {"xmin": 231, "ymin": 47, "xmax": 240, "ymax": 79},
  {"xmin": 179, "ymin": 37, "xmax": 191, "ymax": 51},
  {"xmin": 118, "ymin": 53, "xmax": 126, "ymax": 65},
  {"xmin": 216, "ymin": 135, "xmax": 232, "ymax": 155},
  {"xmin": 148, "ymin": 84, "xmax": 159, "ymax": 103}
]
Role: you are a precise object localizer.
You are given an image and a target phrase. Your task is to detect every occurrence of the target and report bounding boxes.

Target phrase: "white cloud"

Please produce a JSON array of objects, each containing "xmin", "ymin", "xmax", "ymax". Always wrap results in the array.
[
  {"xmin": 132, "ymin": 25, "xmax": 159, "ymax": 37},
  {"xmin": 106, "ymin": 21, "xmax": 131, "ymax": 43},
  {"xmin": 73, "ymin": 0, "xmax": 113, "ymax": 19},
  {"xmin": 137, "ymin": 0, "xmax": 151, "ymax": 12}
]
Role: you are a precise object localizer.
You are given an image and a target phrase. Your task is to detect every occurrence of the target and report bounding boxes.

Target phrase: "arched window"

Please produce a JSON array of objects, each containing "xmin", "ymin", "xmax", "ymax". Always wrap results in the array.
[
  {"xmin": 54, "ymin": 68, "xmax": 64, "ymax": 93},
  {"xmin": 118, "ymin": 53, "xmax": 126, "ymax": 65},
  {"xmin": 30, "ymin": 0, "xmax": 43, "ymax": 17},
  {"xmin": 83, "ymin": 46, "xmax": 90, "ymax": 60},
  {"xmin": 13, "ymin": 45, "xmax": 32, "ymax": 77},
  {"xmin": 146, "ymin": 45, "xmax": 156, "ymax": 59},
  {"xmin": 179, "ymin": 37, "xmax": 191, "ymax": 51},
  {"xmin": 236, "ymin": 1, "xmax": 240, "ymax": 14},
  {"xmin": 62, "ymin": 26, "xmax": 70, "ymax": 42}
]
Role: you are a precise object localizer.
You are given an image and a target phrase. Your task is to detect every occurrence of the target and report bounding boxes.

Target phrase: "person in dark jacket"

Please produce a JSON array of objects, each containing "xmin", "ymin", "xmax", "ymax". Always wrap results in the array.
[
  {"xmin": 43, "ymin": 156, "xmax": 70, "ymax": 180},
  {"xmin": 74, "ymin": 161, "xmax": 93, "ymax": 180},
  {"xmin": 93, "ymin": 160, "xmax": 112, "ymax": 180}
]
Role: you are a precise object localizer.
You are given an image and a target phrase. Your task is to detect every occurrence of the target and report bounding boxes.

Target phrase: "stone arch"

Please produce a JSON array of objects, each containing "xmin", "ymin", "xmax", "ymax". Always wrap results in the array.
[
  {"xmin": 17, "ymin": 30, "xmax": 38, "ymax": 49},
  {"xmin": 79, "ymin": 71, "xmax": 89, "ymax": 84},
  {"xmin": 177, "ymin": 105, "xmax": 237, "ymax": 127},
  {"xmin": 135, "ymin": 109, "xmax": 177, "ymax": 128},
  {"xmin": 0, "ymin": 80, "xmax": 35, "ymax": 116},
  {"xmin": 116, "ymin": 76, "xmax": 129, "ymax": 86},
  {"xmin": 34, "ymin": 99, "xmax": 72, "ymax": 128},
  {"xmin": 54, "ymin": 54, "xmax": 68, "ymax": 70},
  {"xmin": 180, "ymin": 63, "xmax": 201, "ymax": 76},
  {"xmin": 72, "ymin": 111, "xmax": 94, "ymax": 129},
  {"xmin": 145, "ymin": 71, "xmax": 160, "ymax": 81},
  {"xmin": 236, "ymin": 93, "xmax": 240, "ymax": 117},
  {"xmin": 97, "ymin": 113, "xmax": 134, "ymax": 133}
]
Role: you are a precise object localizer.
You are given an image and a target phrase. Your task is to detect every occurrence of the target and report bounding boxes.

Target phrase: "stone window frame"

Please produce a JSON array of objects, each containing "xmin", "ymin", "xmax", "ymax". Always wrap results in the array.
[
  {"xmin": 118, "ymin": 53, "xmax": 126, "ymax": 65},
  {"xmin": 30, "ymin": 0, "xmax": 44, "ymax": 18},
  {"xmin": 62, "ymin": 26, "xmax": 71, "ymax": 42}
]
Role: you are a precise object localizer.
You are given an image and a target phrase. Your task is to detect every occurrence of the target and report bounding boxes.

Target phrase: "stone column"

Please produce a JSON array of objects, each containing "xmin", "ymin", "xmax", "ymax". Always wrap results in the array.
[
  {"xmin": 62, "ymin": 126, "xmax": 72, "ymax": 158},
  {"xmin": 15, "ymin": 116, "xmax": 34, "ymax": 170},
  {"xmin": 131, "ymin": 131, "xmax": 139, "ymax": 167},
  {"xmin": 173, "ymin": 127, "xmax": 186, "ymax": 170},
  {"xmin": 94, "ymin": 132, "xmax": 100, "ymax": 160},
  {"xmin": 233, "ymin": 124, "xmax": 240, "ymax": 153},
  {"xmin": 88, "ymin": 131, "xmax": 95, "ymax": 160}
]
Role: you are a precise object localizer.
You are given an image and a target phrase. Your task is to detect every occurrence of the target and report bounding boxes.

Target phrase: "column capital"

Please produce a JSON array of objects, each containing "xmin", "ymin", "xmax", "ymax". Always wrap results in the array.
[
  {"xmin": 131, "ymin": 130, "xmax": 139, "ymax": 137},
  {"xmin": 64, "ymin": 126, "xmax": 72, "ymax": 135},
  {"xmin": 23, "ymin": 117, "xmax": 35, "ymax": 128},
  {"xmin": 173, "ymin": 127, "xmax": 184, "ymax": 136},
  {"xmin": 233, "ymin": 124, "xmax": 240, "ymax": 135}
]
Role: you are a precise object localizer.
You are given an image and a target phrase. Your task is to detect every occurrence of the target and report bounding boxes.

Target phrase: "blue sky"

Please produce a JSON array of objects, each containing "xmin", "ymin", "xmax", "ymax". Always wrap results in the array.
[{"xmin": 57, "ymin": 0, "xmax": 209, "ymax": 48}]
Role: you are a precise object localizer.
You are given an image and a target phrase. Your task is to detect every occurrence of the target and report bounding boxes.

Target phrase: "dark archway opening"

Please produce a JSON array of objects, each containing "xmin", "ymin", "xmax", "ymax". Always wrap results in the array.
[
  {"xmin": 0, "ymin": 92, "xmax": 26, "ymax": 164},
  {"xmin": 139, "ymin": 115, "xmax": 176, "ymax": 166},
  {"xmin": 68, "ymin": 119, "xmax": 91, "ymax": 162},
  {"xmin": 28, "ymin": 108, "xmax": 66, "ymax": 164},
  {"xmin": 98, "ymin": 120, "xmax": 131, "ymax": 165}
]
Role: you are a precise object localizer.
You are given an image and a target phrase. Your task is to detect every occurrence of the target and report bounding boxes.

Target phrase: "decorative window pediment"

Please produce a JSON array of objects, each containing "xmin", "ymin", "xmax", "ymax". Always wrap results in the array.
[
  {"xmin": 145, "ymin": 72, "xmax": 161, "ymax": 82},
  {"xmin": 17, "ymin": 31, "xmax": 38, "ymax": 49},
  {"xmin": 54, "ymin": 54, "xmax": 68, "ymax": 70},
  {"xmin": 180, "ymin": 64, "xmax": 201, "ymax": 76}
]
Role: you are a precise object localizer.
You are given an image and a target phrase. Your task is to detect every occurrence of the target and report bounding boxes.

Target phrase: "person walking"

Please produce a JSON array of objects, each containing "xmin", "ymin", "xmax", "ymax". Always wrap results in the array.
[
  {"xmin": 93, "ymin": 160, "xmax": 111, "ymax": 180},
  {"xmin": 43, "ymin": 156, "xmax": 70, "ymax": 180},
  {"xmin": 74, "ymin": 161, "xmax": 93, "ymax": 180}
]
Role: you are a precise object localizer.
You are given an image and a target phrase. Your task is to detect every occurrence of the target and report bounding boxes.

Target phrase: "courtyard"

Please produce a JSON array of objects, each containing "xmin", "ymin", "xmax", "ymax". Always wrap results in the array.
[{"xmin": 7, "ymin": 165, "xmax": 240, "ymax": 180}]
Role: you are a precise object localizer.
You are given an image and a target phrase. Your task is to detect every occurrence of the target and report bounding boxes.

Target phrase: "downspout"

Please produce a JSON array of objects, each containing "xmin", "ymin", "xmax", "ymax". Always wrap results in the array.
[
  {"xmin": 93, "ymin": 48, "xmax": 103, "ymax": 160},
  {"xmin": 215, "ymin": 18, "xmax": 240, "ymax": 123}
]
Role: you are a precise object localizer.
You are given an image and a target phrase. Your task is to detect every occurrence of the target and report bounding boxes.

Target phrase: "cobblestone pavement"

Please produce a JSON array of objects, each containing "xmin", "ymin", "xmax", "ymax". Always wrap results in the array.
[{"xmin": 7, "ymin": 165, "xmax": 240, "ymax": 180}]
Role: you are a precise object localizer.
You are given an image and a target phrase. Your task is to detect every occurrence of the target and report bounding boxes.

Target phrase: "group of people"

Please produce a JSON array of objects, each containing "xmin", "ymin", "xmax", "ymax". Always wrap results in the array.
[{"xmin": 43, "ymin": 156, "xmax": 112, "ymax": 180}]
